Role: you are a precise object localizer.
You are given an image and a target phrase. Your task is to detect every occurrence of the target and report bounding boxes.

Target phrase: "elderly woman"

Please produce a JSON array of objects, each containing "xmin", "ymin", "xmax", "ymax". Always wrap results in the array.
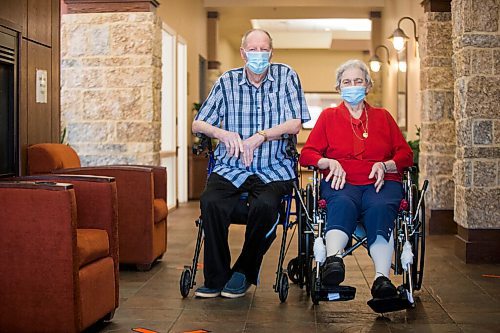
[{"xmin": 299, "ymin": 59, "xmax": 413, "ymax": 300}]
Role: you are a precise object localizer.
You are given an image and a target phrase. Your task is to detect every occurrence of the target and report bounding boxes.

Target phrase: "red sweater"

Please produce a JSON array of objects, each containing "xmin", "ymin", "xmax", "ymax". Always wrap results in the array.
[{"xmin": 299, "ymin": 102, "xmax": 413, "ymax": 185}]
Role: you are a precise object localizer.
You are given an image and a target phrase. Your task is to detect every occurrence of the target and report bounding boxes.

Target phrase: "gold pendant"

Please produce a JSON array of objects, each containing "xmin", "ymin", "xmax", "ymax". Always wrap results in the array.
[{"xmin": 363, "ymin": 132, "xmax": 368, "ymax": 138}]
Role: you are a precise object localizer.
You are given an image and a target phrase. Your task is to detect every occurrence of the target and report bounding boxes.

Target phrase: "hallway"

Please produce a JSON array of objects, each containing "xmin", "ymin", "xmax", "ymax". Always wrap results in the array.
[{"xmin": 88, "ymin": 202, "xmax": 500, "ymax": 333}]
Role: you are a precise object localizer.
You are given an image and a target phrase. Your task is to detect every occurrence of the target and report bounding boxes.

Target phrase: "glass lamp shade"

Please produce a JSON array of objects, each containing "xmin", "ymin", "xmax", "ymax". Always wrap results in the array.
[
  {"xmin": 369, "ymin": 59, "xmax": 382, "ymax": 72},
  {"xmin": 398, "ymin": 60, "xmax": 407, "ymax": 72},
  {"xmin": 389, "ymin": 28, "xmax": 409, "ymax": 51}
]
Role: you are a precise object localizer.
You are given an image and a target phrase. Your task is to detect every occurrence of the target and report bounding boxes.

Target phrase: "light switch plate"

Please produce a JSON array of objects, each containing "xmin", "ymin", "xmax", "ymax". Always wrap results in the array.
[{"xmin": 36, "ymin": 69, "xmax": 48, "ymax": 104}]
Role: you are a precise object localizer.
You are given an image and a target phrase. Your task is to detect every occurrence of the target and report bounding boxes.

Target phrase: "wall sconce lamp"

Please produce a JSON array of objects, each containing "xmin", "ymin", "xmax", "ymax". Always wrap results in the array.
[
  {"xmin": 369, "ymin": 45, "xmax": 391, "ymax": 72},
  {"xmin": 388, "ymin": 16, "xmax": 419, "ymax": 54}
]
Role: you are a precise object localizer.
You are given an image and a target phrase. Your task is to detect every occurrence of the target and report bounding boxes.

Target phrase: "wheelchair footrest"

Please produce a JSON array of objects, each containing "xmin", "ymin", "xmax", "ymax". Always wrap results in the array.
[
  {"xmin": 367, "ymin": 286, "xmax": 415, "ymax": 313},
  {"xmin": 316, "ymin": 285, "xmax": 356, "ymax": 302}
]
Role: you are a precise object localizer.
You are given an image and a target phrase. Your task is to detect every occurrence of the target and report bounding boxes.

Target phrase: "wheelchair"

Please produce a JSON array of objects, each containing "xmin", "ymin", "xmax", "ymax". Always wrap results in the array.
[
  {"xmin": 179, "ymin": 134, "xmax": 301, "ymax": 302},
  {"xmin": 286, "ymin": 166, "xmax": 428, "ymax": 313}
]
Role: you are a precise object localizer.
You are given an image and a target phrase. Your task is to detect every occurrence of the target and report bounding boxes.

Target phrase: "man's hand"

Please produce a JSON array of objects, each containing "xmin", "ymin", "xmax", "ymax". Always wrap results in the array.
[
  {"xmin": 318, "ymin": 158, "xmax": 346, "ymax": 190},
  {"xmin": 368, "ymin": 162, "xmax": 385, "ymax": 193},
  {"xmin": 218, "ymin": 129, "xmax": 244, "ymax": 158},
  {"xmin": 241, "ymin": 133, "xmax": 266, "ymax": 167}
]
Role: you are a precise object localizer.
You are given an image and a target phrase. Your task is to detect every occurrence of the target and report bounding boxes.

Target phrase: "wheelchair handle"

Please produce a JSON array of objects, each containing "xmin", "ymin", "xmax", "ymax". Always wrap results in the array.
[{"xmin": 422, "ymin": 179, "xmax": 429, "ymax": 192}]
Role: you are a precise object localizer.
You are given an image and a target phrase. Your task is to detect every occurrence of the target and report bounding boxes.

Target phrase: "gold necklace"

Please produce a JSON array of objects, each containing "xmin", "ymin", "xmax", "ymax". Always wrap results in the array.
[{"xmin": 350, "ymin": 107, "xmax": 369, "ymax": 140}]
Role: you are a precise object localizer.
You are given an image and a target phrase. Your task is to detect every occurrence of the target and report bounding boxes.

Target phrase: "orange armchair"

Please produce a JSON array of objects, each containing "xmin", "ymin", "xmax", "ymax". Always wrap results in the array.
[
  {"xmin": 27, "ymin": 143, "xmax": 168, "ymax": 271},
  {"xmin": 0, "ymin": 178, "xmax": 119, "ymax": 332}
]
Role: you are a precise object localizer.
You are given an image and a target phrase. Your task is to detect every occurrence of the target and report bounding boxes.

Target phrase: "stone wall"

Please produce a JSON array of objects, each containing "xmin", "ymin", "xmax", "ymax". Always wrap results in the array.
[
  {"xmin": 61, "ymin": 12, "xmax": 162, "ymax": 166},
  {"xmin": 452, "ymin": 0, "xmax": 500, "ymax": 229},
  {"xmin": 419, "ymin": 12, "xmax": 456, "ymax": 224}
]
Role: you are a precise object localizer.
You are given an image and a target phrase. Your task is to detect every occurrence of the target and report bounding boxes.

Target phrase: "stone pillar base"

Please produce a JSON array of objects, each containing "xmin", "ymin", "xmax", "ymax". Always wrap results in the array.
[
  {"xmin": 455, "ymin": 225, "xmax": 500, "ymax": 264},
  {"xmin": 428, "ymin": 209, "xmax": 456, "ymax": 234}
]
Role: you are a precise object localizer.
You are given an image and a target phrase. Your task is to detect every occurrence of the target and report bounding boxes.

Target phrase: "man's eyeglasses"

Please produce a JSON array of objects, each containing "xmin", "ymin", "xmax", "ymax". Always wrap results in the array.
[{"xmin": 340, "ymin": 78, "xmax": 365, "ymax": 87}]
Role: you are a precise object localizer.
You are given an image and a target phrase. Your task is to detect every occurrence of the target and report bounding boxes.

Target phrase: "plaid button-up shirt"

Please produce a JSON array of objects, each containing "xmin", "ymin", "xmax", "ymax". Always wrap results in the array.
[{"xmin": 195, "ymin": 63, "xmax": 310, "ymax": 187}]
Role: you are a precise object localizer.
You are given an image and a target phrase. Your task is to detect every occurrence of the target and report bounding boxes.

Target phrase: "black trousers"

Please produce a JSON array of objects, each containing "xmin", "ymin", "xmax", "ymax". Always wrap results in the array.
[{"xmin": 200, "ymin": 173, "xmax": 293, "ymax": 289}]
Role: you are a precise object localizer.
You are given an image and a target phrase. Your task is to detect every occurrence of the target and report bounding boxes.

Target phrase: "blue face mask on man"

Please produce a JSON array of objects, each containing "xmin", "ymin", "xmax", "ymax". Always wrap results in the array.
[
  {"xmin": 341, "ymin": 86, "xmax": 366, "ymax": 106},
  {"xmin": 245, "ymin": 51, "xmax": 271, "ymax": 74}
]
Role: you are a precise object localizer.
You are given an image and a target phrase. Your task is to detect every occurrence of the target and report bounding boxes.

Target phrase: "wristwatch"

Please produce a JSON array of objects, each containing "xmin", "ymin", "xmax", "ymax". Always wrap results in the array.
[{"xmin": 257, "ymin": 130, "xmax": 268, "ymax": 142}]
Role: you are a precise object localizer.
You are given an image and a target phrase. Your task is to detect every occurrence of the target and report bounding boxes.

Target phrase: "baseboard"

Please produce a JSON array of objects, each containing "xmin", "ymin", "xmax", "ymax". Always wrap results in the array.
[
  {"xmin": 454, "ymin": 225, "xmax": 500, "ymax": 264},
  {"xmin": 428, "ymin": 209, "xmax": 456, "ymax": 235}
]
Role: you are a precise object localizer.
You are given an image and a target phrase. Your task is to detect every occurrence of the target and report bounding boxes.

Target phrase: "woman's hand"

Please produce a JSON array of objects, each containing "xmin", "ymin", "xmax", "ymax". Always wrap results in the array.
[
  {"xmin": 318, "ymin": 158, "xmax": 346, "ymax": 190},
  {"xmin": 369, "ymin": 162, "xmax": 386, "ymax": 193}
]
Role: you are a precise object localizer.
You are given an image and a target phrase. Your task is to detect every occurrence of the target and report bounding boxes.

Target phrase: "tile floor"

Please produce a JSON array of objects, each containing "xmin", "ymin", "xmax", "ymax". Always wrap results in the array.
[{"xmin": 86, "ymin": 201, "xmax": 500, "ymax": 333}]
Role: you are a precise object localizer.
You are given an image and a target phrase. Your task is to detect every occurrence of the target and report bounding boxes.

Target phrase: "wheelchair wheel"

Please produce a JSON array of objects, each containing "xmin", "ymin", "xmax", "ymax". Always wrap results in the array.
[
  {"xmin": 180, "ymin": 267, "xmax": 192, "ymax": 298},
  {"xmin": 287, "ymin": 257, "xmax": 301, "ymax": 284},
  {"xmin": 411, "ymin": 196, "xmax": 426, "ymax": 291},
  {"xmin": 304, "ymin": 184, "xmax": 315, "ymax": 295},
  {"xmin": 278, "ymin": 272, "xmax": 289, "ymax": 303},
  {"xmin": 310, "ymin": 268, "xmax": 320, "ymax": 305}
]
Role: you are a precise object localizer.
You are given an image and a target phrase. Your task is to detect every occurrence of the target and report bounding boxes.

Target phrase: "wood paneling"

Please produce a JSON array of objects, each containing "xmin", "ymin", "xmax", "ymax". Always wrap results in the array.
[
  {"xmin": 27, "ymin": 0, "xmax": 52, "ymax": 46},
  {"xmin": 19, "ymin": 40, "xmax": 28, "ymax": 175},
  {"xmin": 64, "ymin": 0, "xmax": 158, "ymax": 13},
  {"xmin": 0, "ymin": 0, "xmax": 27, "ymax": 35},
  {"xmin": 51, "ymin": 0, "xmax": 60, "ymax": 143},
  {"xmin": 27, "ymin": 42, "xmax": 52, "ymax": 145}
]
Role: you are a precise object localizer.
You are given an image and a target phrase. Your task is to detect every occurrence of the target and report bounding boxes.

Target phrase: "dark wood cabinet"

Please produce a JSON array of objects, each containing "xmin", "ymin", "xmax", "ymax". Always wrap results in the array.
[
  {"xmin": 0, "ymin": 0, "xmax": 27, "ymax": 36},
  {"xmin": 0, "ymin": 0, "xmax": 60, "ymax": 175}
]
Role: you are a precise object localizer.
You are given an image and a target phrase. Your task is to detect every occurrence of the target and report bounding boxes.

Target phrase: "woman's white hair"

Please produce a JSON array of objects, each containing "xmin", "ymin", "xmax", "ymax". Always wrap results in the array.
[{"xmin": 335, "ymin": 59, "xmax": 373, "ymax": 91}]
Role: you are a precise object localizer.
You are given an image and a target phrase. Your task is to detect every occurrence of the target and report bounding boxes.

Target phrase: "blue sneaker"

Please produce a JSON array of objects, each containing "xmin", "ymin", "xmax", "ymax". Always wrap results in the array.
[
  {"xmin": 221, "ymin": 272, "xmax": 251, "ymax": 298},
  {"xmin": 194, "ymin": 285, "xmax": 222, "ymax": 298}
]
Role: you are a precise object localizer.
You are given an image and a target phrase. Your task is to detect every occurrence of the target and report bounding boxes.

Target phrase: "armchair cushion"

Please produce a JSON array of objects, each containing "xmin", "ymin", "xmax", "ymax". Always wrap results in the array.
[
  {"xmin": 77, "ymin": 229, "xmax": 110, "ymax": 268},
  {"xmin": 27, "ymin": 143, "xmax": 81, "ymax": 174},
  {"xmin": 153, "ymin": 198, "xmax": 168, "ymax": 224}
]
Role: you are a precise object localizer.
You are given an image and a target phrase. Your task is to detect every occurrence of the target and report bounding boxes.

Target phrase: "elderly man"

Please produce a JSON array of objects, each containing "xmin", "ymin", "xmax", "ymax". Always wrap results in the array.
[{"xmin": 192, "ymin": 28, "xmax": 310, "ymax": 298}]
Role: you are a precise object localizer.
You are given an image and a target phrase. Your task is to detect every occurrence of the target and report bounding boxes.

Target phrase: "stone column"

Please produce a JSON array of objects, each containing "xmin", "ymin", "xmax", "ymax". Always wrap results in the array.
[
  {"xmin": 452, "ymin": 0, "xmax": 500, "ymax": 263},
  {"xmin": 419, "ymin": 0, "xmax": 456, "ymax": 234},
  {"xmin": 61, "ymin": 0, "xmax": 161, "ymax": 165}
]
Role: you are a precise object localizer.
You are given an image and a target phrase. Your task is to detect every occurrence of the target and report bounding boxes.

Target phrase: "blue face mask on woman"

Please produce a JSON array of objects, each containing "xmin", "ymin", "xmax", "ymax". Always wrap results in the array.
[
  {"xmin": 341, "ymin": 86, "xmax": 366, "ymax": 106},
  {"xmin": 245, "ymin": 51, "xmax": 271, "ymax": 74}
]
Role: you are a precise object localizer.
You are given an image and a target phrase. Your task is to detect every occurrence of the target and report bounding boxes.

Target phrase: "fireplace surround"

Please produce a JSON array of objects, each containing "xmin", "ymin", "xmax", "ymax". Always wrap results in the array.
[{"xmin": 0, "ymin": 25, "xmax": 18, "ymax": 177}]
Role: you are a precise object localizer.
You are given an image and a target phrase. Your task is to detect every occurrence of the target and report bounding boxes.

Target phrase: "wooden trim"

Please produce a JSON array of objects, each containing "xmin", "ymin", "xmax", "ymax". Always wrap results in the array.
[
  {"xmin": 455, "ymin": 225, "xmax": 500, "ymax": 264},
  {"xmin": 420, "ymin": 0, "xmax": 451, "ymax": 13},
  {"xmin": 0, "ymin": 181, "xmax": 73, "ymax": 191},
  {"xmin": 208, "ymin": 60, "xmax": 220, "ymax": 70},
  {"xmin": 428, "ymin": 209, "xmax": 456, "ymax": 234},
  {"xmin": 64, "ymin": 0, "xmax": 159, "ymax": 13},
  {"xmin": 159, "ymin": 151, "xmax": 176, "ymax": 158},
  {"xmin": 207, "ymin": 11, "xmax": 219, "ymax": 19}
]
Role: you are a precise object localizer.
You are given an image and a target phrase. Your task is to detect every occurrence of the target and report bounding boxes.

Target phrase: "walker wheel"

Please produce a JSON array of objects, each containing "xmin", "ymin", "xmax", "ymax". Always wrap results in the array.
[
  {"xmin": 180, "ymin": 268, "xmax": 192, "ymax": 298},
  {"xmin": 287, "ymin": 257, "xmax": 301, "ymax": 284},
  {"xmin": 278, "ymin": 272, "xmax": 289, "ymax": 303}
]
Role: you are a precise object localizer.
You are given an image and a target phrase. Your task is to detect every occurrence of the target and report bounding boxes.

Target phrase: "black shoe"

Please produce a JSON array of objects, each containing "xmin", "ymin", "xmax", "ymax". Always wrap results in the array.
[
  {"xmin": 371, "ymin": 276, "xmax": 397, "ymax": 299},
  {"xmin": 322, "ymin": 256, "xmax": 345, "ymax": 286}
]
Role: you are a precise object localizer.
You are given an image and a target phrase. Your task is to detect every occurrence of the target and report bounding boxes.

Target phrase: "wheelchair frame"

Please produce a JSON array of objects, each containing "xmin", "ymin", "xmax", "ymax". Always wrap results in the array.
[
  {"xmin": 179, "ymin": 134, "xmax": 301, "ymax": 302},
  {"xmin": 287, "ymin": 166, "xmax": 428, "ymax": 312}
]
